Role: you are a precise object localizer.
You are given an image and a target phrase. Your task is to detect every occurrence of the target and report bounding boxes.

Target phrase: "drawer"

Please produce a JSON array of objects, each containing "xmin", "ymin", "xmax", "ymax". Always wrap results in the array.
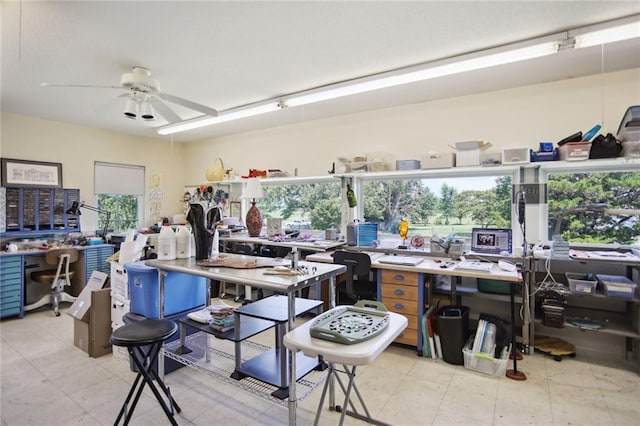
[
  {"xmin": 381, "ymin": 284, "xmax": 418, "ymax": 301},
  {"xmin": 394, "ymin": 328, "xmax": 418, "ymax": 346},
  {"xmin": 0, "ymin": 282, "xmax": 22, "ymax": 296},
  {"xmin": 381, "ymin": 270, "xmax": 419, "ymax": 286},
  {"xmin": 382, "ymin": 296, "xmax": 418, "ymax": 316},
  {"xmin": 0, "ymin": 270, "xmax": 22, "ymax": 282}
]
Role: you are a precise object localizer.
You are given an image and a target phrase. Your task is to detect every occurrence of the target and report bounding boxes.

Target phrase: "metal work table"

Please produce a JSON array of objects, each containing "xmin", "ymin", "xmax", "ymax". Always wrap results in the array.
[{"xmin": 145, "ymin": 254, "xmax": 346, "ymax": 426}]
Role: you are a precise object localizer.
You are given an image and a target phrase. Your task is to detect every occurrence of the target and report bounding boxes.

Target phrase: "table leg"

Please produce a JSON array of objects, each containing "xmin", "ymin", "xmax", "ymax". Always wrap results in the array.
[{"xmin": 287, "ymin": 292, "xmax": 297, "ymax": 426}]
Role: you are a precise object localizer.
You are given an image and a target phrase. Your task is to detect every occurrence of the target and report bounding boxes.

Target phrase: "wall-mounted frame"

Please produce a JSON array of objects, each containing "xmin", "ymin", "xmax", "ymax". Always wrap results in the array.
[{"xmin": 1, "ymin": 158, "xmax": 63, "ymax": 188}]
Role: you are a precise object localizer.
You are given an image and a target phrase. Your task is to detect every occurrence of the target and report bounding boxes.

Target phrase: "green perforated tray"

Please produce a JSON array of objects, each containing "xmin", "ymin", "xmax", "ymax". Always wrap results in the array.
[{"xmin": 309, "ymin": 300, "xmax": 389, "ymax": 345}]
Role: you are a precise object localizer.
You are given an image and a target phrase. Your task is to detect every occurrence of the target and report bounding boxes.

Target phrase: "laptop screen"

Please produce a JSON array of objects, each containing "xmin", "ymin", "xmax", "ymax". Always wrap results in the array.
[{"xmin": 471, "ymin": 228, "xmax": 512, "ymax": 254}]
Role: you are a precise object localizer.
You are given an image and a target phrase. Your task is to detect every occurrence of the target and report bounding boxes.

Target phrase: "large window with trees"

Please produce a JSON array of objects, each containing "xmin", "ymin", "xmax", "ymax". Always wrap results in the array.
[
  {"xmin": 260, "ymin": 179, "xmax": 342, "ymax": 234},
  {"xmin": 360, "ymin": 174, "xmax": 513, "ymax": 241},
  {"xmin": 547, "ymin": 170, "xmax": 640, "ymax": 245}
]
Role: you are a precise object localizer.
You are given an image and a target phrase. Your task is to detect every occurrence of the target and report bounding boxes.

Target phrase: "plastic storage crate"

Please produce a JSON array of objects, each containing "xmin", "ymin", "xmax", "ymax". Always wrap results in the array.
[
  {"xmin": 126, "ymin": 261, "xmax": 208, "ymax": 318},
  {"xmin": 462, "ymin": 336, "xmax": 509, "ymax": 377},
  {"xmin": 558, "ymin": 142, "xmax": 591, "ymax": 161},
  {"xmin": 565, "ymin": 273, "xmax": 597, "ymax": 294},
  {"xmin": 596, "ymin": 274, "xmax": 637, "ymax": 299},
  {"xmin": 477, "ymin": 278, "xmax": 511, "ymax": 295}
]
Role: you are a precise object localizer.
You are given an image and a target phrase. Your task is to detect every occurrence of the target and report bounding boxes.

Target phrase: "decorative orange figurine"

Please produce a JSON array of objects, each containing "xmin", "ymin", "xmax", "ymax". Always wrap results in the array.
[{"xmin": 398, "ymin": 217, "xmax": 409, "ymax": 249}]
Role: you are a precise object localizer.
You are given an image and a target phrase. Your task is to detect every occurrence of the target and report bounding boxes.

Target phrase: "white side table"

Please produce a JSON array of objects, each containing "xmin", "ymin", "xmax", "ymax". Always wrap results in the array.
[{"xmin": 284, "ymin": 307, "xmax": 408, "ymax": 425}]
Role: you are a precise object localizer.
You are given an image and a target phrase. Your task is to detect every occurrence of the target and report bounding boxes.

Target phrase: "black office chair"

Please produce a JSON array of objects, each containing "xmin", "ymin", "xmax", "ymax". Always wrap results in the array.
[{"xmin": 332, "ymin": 250, "xmax": 376, "ymax": 305}]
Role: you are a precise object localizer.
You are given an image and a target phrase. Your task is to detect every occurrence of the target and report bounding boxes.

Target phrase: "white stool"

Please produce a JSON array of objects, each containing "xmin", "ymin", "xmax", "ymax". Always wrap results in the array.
[{"xmin": 284, "ymin": 308, "xmax": 407, "ymax": 425}]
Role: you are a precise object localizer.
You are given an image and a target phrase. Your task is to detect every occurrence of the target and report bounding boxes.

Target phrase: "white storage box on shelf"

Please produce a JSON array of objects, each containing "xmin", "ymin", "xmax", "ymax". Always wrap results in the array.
[
  {"xmin": 462, "ymin": 336, "xmax": 509, "ymax": 377},
  {"xmin": 422, "ymin": 152, "xmax": 455, "ymax": 169},
  {"xmin": 558, "ymin": 142, "xmax": 591, "ymax": 161},
  {"xmin": 110, "ymin": 261, "xmax": 129, "ymax": 299},
  {"xmin": 452, "ymin": 141, "xmax": 492, "ymax": 167},
  {"xmin": 501, "ymin": 147, "xmax": 531, "ymax": 164},
  {"xmin": 622, "ymin": 140, "xmax": 640, "ymax": 157}
]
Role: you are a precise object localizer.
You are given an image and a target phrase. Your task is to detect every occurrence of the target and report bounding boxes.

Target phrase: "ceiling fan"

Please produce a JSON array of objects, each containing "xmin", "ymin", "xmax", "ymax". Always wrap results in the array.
[{"xmin": 41, "ymin": 66, "xmax": 218, "ymax": 124}]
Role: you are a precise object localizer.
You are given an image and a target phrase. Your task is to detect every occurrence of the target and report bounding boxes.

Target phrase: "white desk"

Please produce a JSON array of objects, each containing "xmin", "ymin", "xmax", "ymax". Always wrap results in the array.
[{"xmin": 284, "ymin": 308, "xmax": 408, "ymax": 425}]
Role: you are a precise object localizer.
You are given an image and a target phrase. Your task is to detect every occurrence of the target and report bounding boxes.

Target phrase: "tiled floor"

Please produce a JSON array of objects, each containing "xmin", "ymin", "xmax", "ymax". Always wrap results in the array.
[{"xmin": 2, "ymin": 303, "xmax": 639, "ymax": 426}]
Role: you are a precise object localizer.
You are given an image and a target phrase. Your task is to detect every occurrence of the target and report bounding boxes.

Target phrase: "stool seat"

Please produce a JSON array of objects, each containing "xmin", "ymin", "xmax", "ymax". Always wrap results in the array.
[
  {"xmin": 31, "ymin": 269, "xmax": 75, "ymax": 283},
  {"xmin": 111, "ymin": 319, "xmax": 177, "ymax": 347}
]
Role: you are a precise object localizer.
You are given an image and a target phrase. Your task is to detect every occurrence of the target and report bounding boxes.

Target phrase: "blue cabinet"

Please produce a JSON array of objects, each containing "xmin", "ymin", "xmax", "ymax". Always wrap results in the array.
[
  {"xmin": 2, "ymin": 187, "xmax": 80, "ymax": 235},
  {"xmin": 83, "ymin": 245, "xmax": 114, "ymax": 280},
  {"xmin": 0, "ymin": 255, "xmax": 24, "ymax": 318}
]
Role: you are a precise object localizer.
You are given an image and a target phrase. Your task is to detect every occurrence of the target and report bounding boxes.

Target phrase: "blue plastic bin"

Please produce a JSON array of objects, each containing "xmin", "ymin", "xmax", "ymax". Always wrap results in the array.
[{"xmin": 125, "ymin": 261, "xmax": 207, "ymax": 318}]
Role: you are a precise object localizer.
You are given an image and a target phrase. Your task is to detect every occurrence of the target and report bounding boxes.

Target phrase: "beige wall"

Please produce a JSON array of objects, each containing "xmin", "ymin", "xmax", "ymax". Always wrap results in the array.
[
  {"xmin": 184, "ymin": 68, "xmax": 640, "ymax": 182},
  {"xmin": 2, "ymin": 68, "xmax": 639, "ymax": 232},
  {"xmin": 0, "ymin": 114, "xmax": 187, "ymax": 232}
]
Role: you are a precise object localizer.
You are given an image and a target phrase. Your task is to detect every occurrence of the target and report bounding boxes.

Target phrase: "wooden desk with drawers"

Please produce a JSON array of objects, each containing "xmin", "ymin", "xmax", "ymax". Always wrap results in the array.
[{"xmin": 305, "ymin": 251, "xmax": 520, "ymax": 356}]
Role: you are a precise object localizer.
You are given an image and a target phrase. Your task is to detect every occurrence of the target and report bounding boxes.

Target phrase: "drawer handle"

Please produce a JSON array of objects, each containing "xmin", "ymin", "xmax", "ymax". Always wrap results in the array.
[
  {"xmin": 394, "ymin": 289, "xmax": 405, "ymax": 296},
  {"xmin": 394, "ymin": 303, "xmax": 405, "ymax": 310},
  {"xmin": 394, "ymin": 274, "xmax": 404, "ymax": 281}
]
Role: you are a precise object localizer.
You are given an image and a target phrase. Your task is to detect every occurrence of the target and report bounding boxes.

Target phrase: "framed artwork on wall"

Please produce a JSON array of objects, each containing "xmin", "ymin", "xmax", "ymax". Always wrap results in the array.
[{"xmin": 1, "ymin": 158, "xmax": 63, "ymax": 188}]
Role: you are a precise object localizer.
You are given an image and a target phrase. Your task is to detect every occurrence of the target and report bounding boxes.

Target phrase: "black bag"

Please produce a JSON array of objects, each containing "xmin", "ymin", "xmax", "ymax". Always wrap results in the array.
[{"xmin": 589, "ymin": 133, "xmax": 623, "ymax": 159}]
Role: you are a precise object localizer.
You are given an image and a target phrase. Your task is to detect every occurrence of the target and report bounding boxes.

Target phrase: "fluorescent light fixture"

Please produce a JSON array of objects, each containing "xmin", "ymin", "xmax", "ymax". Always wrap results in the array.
[
  {"xmin": 574, "ymin": 21, "xmax": 640, "ymax": 49},
  {"xmin": 284, "ymin": 42, "xmax": 559, "ymax": 107},
  {"xmin": 158, "ymin": 102, "xmax": 281, "ymax": 135},
  {"xmin": 156, "ymin": 15, "xmax": 639, "ymax": 135}
]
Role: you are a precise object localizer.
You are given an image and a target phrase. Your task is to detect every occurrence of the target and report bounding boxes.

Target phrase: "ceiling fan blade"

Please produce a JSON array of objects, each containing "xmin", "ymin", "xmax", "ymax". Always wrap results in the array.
[
  {"xmin": 41, "ymin": 82, "xmax": 122, "ymax": 90},
  {"xmin": 152, "ymin": 98, "xmax": 182, "ymax": 123},
  {"xmin": 157, "ymin": 92, "xmax": 218, "ymax": 117}
]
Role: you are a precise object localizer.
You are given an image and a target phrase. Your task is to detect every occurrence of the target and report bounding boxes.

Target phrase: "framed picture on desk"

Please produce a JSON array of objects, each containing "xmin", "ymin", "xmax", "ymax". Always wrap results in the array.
[{"xmin": 1, "ymin": 158, "xmax": 63, "ymax": 188}]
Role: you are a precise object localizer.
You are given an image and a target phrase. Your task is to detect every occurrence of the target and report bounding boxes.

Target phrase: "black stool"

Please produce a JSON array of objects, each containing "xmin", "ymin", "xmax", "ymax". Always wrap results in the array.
[{"xmin": 111, "ymin": 319, "xmax": 181, "ymax": 425}]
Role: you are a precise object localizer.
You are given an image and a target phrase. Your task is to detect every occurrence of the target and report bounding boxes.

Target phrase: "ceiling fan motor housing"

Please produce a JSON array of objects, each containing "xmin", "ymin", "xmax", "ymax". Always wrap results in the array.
[{"xmin": 120, "ymin": 66, "xmax": 160, "ymax": 94}]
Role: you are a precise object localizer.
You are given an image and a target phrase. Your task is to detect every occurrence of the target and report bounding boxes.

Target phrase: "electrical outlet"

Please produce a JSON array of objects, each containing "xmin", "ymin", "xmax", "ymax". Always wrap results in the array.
[{"xmin": 516, "ymin": 184, "xmax": 546, "ymax": 204}]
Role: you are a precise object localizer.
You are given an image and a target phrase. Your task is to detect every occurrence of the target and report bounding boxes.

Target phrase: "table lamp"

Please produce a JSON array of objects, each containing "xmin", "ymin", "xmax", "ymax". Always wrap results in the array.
[
  {"xmin": 241, "ymin": 178, "xmax": 264, "ymax": 237},
  {"xmin": 66, "ymin": 200, "xmax": 112, "ymax": 241}
]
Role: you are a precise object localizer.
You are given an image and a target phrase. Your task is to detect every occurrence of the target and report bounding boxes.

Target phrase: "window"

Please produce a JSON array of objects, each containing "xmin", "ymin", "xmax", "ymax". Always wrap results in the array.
[
  {"xmin": 94, "ymin": 162, "xmax": 144, "ymax": 234},
  {"xmin": 547, "ymin": 169, "xmax": 640, "ymax": 245},
  {"xmin": 360, "ymin": 173, "xmax": 514, "ymax": 244},
  {"xmin": 260, "ymin": 178, "xmax": 342, "ymax": 234}
]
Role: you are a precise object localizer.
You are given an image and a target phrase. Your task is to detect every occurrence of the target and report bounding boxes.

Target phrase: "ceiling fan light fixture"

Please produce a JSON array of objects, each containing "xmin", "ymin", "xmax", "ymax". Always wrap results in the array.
[
  {"xmin": 123, "ymin": 98, "xmax": 138, "ymax": 119},
  {"xmin": 139, "ymin": 101, "xmax": 155, "ymax": 121}
]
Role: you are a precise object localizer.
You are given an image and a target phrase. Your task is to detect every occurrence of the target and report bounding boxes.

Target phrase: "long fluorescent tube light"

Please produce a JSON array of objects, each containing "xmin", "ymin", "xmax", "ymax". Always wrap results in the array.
[
  {"xmin": 284, "ymin": 42, "xmax": 559, "ymax": 107},
  {"xmin": 157, "ymin": 15, "xmax": 639, "ymax": 135},
  {"xmin": 574, "ymin": 21, "xmax": 640, "ymax": 49},
  {"xmin": 158, "ymin": 102, "xmax": 281, "ymax": 135}
]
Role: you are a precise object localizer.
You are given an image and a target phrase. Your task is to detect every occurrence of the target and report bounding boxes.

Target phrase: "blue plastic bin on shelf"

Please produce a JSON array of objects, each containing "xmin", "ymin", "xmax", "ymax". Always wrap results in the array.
[{"xmin": 125, "ymin": 261, "xmax": 207, "ymax": 319}]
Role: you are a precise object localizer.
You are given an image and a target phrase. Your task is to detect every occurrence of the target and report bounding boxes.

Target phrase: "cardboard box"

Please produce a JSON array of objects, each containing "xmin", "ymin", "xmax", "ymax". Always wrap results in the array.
[
  {"xmin": 68, "ymin": 271, "xmax": 109, "ymax": 320},
  {"xmin": 453, "ymin": 142, "xmax": 492, "ymax": 167},
  {"xmin": 422, "ymin": 152, "xmax": 454, "ymax": 169},
  {"xmin": 73, "ymin": 288, "xmax": 112, "ymax": 357},
  {"xmin": 69, "ymin": 271, "xmax": 111, "ymax": 358}
]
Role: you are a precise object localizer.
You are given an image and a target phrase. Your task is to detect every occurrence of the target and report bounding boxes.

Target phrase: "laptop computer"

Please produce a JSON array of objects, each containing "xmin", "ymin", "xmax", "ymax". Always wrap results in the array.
[
  {"xmin": 471, "ymin": 228, "xmax": 512, "ymax": 254},
  {"xmin": 377, "ymin": 255, "xmax": 424, "ymax": 266}
]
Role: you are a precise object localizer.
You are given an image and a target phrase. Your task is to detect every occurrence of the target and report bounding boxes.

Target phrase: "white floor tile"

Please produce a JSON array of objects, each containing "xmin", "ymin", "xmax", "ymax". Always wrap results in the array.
[{"xmin": 2, "ymin": 307, "xmax": 640, "ymax": 425}]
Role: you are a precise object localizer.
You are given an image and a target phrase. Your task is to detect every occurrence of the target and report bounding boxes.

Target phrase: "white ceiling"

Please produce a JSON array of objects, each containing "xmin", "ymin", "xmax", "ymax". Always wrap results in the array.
[{"xmin": 2, "ymin": 1, "xmax": 640, "ymax": 143}]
